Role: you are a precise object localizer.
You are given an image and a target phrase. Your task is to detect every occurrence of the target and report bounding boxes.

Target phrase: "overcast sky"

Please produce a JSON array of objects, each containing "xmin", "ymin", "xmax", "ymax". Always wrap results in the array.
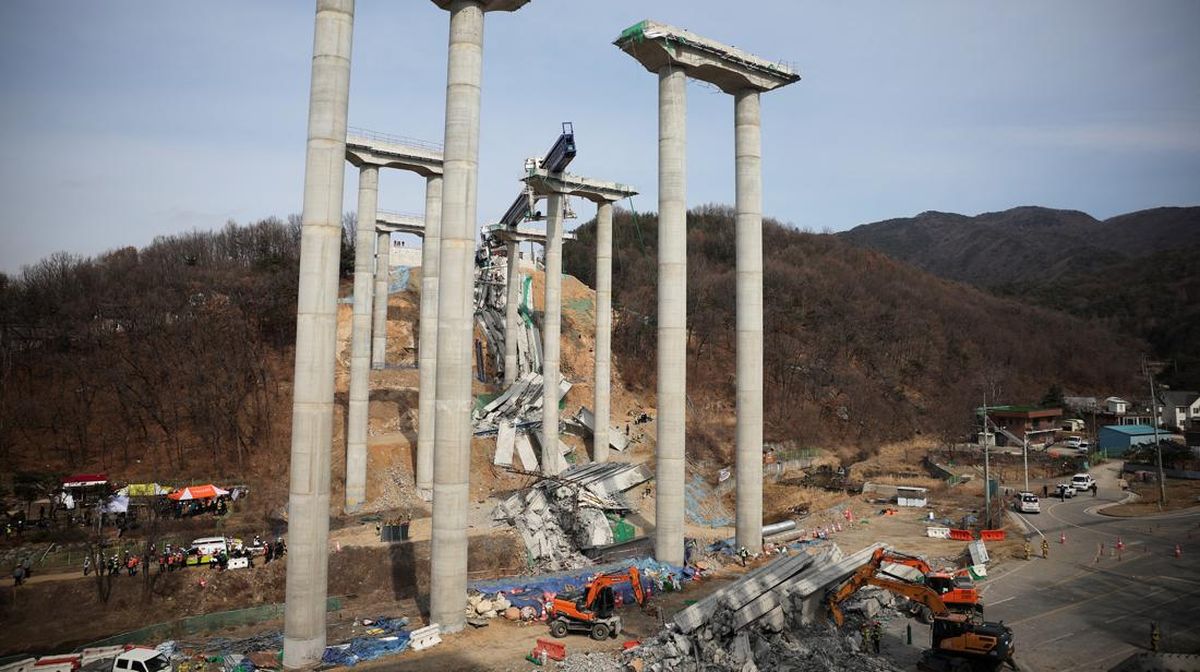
[{"xmin": 1, "ymin": 1, "xmax": 1198, "ymax": 272}]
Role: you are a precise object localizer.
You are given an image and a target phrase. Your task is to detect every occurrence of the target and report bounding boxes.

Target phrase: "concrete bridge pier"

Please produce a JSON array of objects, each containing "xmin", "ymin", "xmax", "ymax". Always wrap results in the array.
[
  {"xmin": 428, "ymin": 0, "xmax": 529, "ymax": 636},
  {"xmin": 283, "ymin": 0, "xmax": 354, "ymax": 667},
  {"xmin": 540, "ymin": 193, "xmax": 565, "ymax": 475},
  {"xmin": 415, "ymin": 174, "xmax": 443, "ymax": 499},
  {"xmin": 346, "ymin": 165, "xmax": 378, "ymax": 512}
]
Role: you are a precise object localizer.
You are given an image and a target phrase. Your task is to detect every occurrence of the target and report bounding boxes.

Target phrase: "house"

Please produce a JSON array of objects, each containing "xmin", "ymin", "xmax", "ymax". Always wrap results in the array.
[
  {"xmin": 1061, "ymin": 419, "xmax": 1086, "ymax": 433},
  {"xmin": 1158, "ymin": 390, "xmax": 1200, "ymax": 431},
  {"xmin": 982, "ymin": 406, "xmax": 1063, "ymax": 446},
  {"xmin": 1105, "ymin": 397, "xmax": 1129, "ymax": 415},
  {"xmin": 1098, "ymin": 425, "xmax": 1160, "ymax": 456}
]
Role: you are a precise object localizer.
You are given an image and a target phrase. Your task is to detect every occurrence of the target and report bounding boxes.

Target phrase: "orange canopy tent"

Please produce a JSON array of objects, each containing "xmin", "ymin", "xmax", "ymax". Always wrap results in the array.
[{"xmin": 168, "ymin": 484, "xmax": 230, "ymax": 501}]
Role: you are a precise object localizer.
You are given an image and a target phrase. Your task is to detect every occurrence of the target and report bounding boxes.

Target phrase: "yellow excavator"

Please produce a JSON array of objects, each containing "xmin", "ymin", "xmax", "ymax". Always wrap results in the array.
[{"xmin": 828, "ymin": 553, "xmax": 1017, "ymax": 672}]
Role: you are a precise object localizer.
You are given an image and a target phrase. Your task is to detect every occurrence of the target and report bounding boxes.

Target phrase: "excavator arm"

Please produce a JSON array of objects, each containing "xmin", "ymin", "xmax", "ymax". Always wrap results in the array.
[
  {"xmin": 828, "ymin": 558, "xmax": 951, "ymax": 627},
  {"xmin": 582, "ymin": 567, "xmax": 645, "ymax": 610}
]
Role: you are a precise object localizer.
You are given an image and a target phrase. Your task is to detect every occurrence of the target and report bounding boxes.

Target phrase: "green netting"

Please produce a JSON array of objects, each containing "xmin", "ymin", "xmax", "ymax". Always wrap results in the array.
[{"xmin": 78, "ymin": 596, "xmax": 343, "ymax": 649}]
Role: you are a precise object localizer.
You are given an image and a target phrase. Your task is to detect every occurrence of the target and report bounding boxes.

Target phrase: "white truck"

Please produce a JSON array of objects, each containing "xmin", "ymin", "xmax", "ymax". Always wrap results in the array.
[{"xmin": 110, "ymin": 649, "xmax": 170, "ymax": 672}]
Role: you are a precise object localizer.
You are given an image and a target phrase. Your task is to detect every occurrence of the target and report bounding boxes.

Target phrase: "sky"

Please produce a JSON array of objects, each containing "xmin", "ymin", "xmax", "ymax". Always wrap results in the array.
[{"xmin": 1, "ymin": 0, "xmax": 1199, "ymax": 272}]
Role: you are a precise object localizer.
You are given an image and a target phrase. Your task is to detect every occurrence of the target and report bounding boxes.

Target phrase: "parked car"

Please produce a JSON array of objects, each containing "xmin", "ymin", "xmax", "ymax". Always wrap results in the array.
[
  {"xmin": 1071, "ymin": 474, "xmax": 1097, "ymax": 492},
  {"xmin": 1055, "ymin": 483, "xmax": 1076, "ymax": 499},
  {"xmin": 1065, "ymin": 437, "xmax": 1083, "ymax": 448},
  {"xmin": 112, "ymin": 648, "xmax": 171, "ymax": 672},
  {"xmin": 1015, "ymin": 492, "xmax": 1040, "ymax": 514}
]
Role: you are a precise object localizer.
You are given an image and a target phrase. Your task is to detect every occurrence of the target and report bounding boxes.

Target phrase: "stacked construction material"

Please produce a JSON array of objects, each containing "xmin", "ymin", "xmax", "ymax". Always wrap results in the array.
[{"xmin": 624, "ymin": 543, "xmax": 902, "ymax": 672}]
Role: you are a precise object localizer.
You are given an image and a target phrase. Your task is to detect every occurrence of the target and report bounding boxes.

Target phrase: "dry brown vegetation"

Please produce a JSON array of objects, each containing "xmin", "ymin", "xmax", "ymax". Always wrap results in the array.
[{"xmin": 564, "ymin": 204, "xmax": 1145, "ymax": 465}]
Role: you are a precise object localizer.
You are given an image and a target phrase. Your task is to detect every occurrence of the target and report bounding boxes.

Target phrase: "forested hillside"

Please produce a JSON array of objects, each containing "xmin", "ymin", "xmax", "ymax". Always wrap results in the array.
[
  {"xmin": 0, "ymin": 219, "xmax": 304, "ymax": 472},
  {"xmin": 839, "ymin": 205, "xmax": 1200, "ymax": 388},
  {"xmin": 564, "ymin": 205, "xmax": 1144, "ymax": 462}
]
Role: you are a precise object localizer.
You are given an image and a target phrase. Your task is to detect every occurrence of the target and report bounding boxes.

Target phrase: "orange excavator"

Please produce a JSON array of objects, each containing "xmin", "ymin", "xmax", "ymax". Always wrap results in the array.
[
  {"xmin": 862, "ymin": 547, "xmax": 982, "ymax": 616},
  {"xmin": 547, "ymin": 567, "xmax": 646, "ymax": 640},
  {"xmin": 828, "ymin": 551, "xmax": 1016, "ymax": 672}
]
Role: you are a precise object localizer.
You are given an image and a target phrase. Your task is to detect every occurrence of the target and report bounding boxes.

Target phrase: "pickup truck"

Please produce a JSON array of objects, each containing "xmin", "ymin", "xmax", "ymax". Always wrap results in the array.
[{"xmin": 111, "ymin": 648, "xmax": 170, "ymax": 672}]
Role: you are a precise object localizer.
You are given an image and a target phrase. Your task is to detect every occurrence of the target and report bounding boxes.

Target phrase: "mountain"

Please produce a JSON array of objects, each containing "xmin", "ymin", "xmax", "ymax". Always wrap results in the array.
[
  {"xmin": 839, "ymin": 205, "xmax": 1198, "ymax": 287},
  {"xmin": 838, "ymin": 205, "xmax": 1200, "ymax": 387},
  {"xmin": 564, "ymin": 205, "xmax": 1143, "ymax": 461}
]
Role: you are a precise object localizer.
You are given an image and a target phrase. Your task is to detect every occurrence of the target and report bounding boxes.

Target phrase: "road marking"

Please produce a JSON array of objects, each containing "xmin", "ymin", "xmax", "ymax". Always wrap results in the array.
[
  {"xmin": 1038, "ymin": 631, "xmax": 1075, "ymax": 646},
  {"xmin": 990, "ymin": 596, "xmax": 1016, "ymax": 606}
]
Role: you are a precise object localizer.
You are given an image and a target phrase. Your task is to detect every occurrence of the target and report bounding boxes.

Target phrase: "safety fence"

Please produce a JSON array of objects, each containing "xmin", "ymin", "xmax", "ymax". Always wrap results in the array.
[{"xmin": 79, "ymin": 597, "xmax": 344, "ymax": 650}]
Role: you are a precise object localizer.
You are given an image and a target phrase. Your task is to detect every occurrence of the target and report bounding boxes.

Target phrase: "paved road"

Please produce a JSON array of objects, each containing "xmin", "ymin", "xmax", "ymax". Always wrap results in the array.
[{"xmin": 983, "ymin": 463, "xmax": 1200, "ymax": 671}]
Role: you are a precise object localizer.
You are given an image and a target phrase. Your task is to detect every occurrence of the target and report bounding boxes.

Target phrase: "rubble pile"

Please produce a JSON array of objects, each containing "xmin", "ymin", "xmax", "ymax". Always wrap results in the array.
[
  {"xmin": 613, "ymin": 543, "xmax": 902, "ymax": 672},
  {"xmin": 492, "ymin": 483, "xmax": 601, "ymax": 570},
  {"xmin": 622, "ymin": 621, "xmax": 901, "ymax": 672},
  {"xmin": 492, "ymin": 463, "xmax": 654, "ymax": 571},
  {"xmin": 474, "ymin": 242, "xmax": 541, "ymax": 382}
]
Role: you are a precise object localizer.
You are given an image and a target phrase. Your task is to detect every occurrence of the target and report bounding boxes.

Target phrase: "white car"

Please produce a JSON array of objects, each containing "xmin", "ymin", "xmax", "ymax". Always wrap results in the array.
[
  {"xmin": 1015, "ymin": 492, "xmax": 1040, "ymax": 514},
  {"xmin": 1055, "ymin": 483, "xmax": 1076, "ymax": 499},
  {"xmin": 1065, "ymin": 437, "xmax": 1083, "ymax": 448},
  {"xmin": 1070, "ymin": 474, "xmax": 1096, "ymax": 492},
  {"xmin": 112, "ymin": 648, "xmax": 171, "ymax": 672}
]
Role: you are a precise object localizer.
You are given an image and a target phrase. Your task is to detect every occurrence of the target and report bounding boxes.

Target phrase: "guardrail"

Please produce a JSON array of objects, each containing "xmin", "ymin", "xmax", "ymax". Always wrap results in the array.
[{"xmin": 347, "ymin": 126, "xmax": 443, "ymax": 153}]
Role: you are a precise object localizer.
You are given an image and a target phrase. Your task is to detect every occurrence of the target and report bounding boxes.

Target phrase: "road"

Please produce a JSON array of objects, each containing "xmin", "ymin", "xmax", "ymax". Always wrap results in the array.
[{"xmin": 982, "ymin": 462, "xmax": 1200, "ymax": 670}]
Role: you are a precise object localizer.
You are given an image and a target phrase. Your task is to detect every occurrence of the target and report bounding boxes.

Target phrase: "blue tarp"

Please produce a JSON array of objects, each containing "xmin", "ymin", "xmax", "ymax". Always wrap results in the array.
[
  {"xmin": 468, "ymin": 557, "xmax": 690, "ymax": 615},
  {"xmin": 320, "ymin": 617, "xmax": 411, "ymax": 667}
]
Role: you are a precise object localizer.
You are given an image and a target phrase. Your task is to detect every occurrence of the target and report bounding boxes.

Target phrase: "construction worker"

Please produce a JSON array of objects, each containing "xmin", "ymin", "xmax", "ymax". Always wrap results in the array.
[
  {"xmin": 1042, "ymin": 538, "xmax": 1050, "ymax": 559},
  {"xmin": 738, "ymin": 546, "xmax": 750, "ymax": 567},
  {"xmin": 1151, "ymin": 622, "xmax": 1161, "ymax": 652},
  {"xmin": 1023, "ymin": 541, "xmax": 1032, "ymax": 560},
  {"xmin": 871, "ymin": 620, "xmax": 883, "ymax": 654}
]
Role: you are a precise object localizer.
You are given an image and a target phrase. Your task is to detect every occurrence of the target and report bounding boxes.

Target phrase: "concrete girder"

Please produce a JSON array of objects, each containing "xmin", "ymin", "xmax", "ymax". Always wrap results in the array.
[
  {"xmin": 614, "ymin": 20, "xmax": 800, "ymax": 95},
  {"xmin": 375, "ymin": 211, "xmax": 426, "ymax": 237},
  {"xmin": 522, "ymin": 167, "xmax": 637, "ymax": 204},
  {"xmin": 345, "ymin": 136, "xmax": 444, "ymax": 177},
  {"xmin": 430, "ymin": 0, "xmax": 529, "ymax": 10}
]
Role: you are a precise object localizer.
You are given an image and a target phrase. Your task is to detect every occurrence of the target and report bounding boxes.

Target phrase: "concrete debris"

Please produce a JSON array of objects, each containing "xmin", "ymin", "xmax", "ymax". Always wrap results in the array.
[
  {"xmin": 628, "ymin": 544, "xmax": 901, "ymax": 672},
  {"xmin": 574, "ymin": 406, "xmax": 629, "ymax": 452},
  {"xmin": 493, "ymin": 464, "xmax": 653, "ymax": 571},
  {"xmin": 475, "ymin": 249, "xmax": 540, "ymax": 381},
  {"xmin": 554, "ymin": 651, "xmax": 627, "ymax": 672},
  {"xmin": 477, "ymin": 372, "xmax": 570, "ymax": 431}
]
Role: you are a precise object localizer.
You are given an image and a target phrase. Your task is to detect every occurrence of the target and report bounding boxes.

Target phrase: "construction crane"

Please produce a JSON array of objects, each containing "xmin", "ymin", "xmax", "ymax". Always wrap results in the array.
[
  {"xmin": 497, "ymin": 123, "xmax": 576, "ymax": 229},
  {"xmin": 828, "ymin": 550, "xmax": 1016, "ymax": 672},
  {"xmin": 547, "ymin": 566, "xmax": 645, "ymax": 641}
]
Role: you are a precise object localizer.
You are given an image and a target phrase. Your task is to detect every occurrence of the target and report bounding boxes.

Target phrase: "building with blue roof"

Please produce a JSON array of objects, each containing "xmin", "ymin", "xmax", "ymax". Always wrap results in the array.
[{"xmin": 1098, "ymin": 424, "xmax": 1160, "ymax": 456}]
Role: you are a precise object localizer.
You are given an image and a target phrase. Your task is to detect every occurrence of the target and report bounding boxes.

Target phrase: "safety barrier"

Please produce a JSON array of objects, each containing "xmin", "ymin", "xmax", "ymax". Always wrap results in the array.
[
  {"xmin": 980, "ymin": 530, "xmax": 1006, "ymax": 541},
  {"xmin": 925, "ymin": 527, "xmax": 951, "ymax": 539},
  {"xmin": 948, "ymin": 529, "xmax": 973, "ymax": 541},
  {"xmin": 409, "ymin": 624, "xmax": 442, "ymax": 651},
  {"xmin": 534, "ymin": 638, "xmax": 567, "ymax": 661},
  {"xmin": 34, "ymin": 655, "xmax": 80, "ymax": 672}
]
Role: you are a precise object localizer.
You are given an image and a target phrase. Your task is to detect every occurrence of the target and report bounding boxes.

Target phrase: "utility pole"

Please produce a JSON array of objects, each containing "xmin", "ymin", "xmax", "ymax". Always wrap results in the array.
[
  {"xmin": 983, "ymin": 393, "xmax": 991, "ymax": 529},
  {"xmin": 1022, "ymin": 433, "xmax": 1029, "ymax": 493},
  {"xmin": 1144, "ymin": 356, "xmax": 1167, "ymax": 506}
]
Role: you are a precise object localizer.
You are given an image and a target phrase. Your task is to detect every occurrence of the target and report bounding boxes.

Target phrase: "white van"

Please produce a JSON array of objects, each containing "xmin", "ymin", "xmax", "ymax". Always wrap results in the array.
[
  {"xmin": 189, "ymin": 536, "xmax": 229, "ymax": 557},
  {"xmin": 111, "ymin": 648, "xmax": 170, "ymax": 672}
]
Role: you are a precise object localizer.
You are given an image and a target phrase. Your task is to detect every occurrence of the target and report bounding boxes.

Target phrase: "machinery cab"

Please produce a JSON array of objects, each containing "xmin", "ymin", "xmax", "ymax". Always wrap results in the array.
[{"xmin": 930, "ymin": 615, "xmax": 1015, "ymax": 664}]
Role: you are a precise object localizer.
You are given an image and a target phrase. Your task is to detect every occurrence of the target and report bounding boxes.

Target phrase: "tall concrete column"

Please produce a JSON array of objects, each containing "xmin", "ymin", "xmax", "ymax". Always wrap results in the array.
[
  {"xmin": 430, "ymin": 0, "xmax": 485, "ymax": 635},
  {"xmin": 345, "ymin": 165, "xmax": 378, "ymax": 513},
  {"xmin": 503, "ymin": 239, "xmax": 520, "ymax": 385},
  {"xmin": 283, "ymin": 0, "xmax": 353, "ymax": 667},
  {"xmin": 415, "ymin": 175, "xmax": 443, "ymax": 499},
  {"xmin": 371, "ymin": 229, "xmax": 389, "ymax": 369},
  {"xmin": 593, "ymin": 201, "xmax": 614, "ymax": 463},
  {"xmin": 734, "ymin": 89, "xmax": 764, "ymax": 554},
  {"xmin": 655, "ymin": 66, "xmax": 687, "ymax": 566},
  {"xmin": 541, "ymin": 194, "xmax": 564, "ymax": 475}
]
